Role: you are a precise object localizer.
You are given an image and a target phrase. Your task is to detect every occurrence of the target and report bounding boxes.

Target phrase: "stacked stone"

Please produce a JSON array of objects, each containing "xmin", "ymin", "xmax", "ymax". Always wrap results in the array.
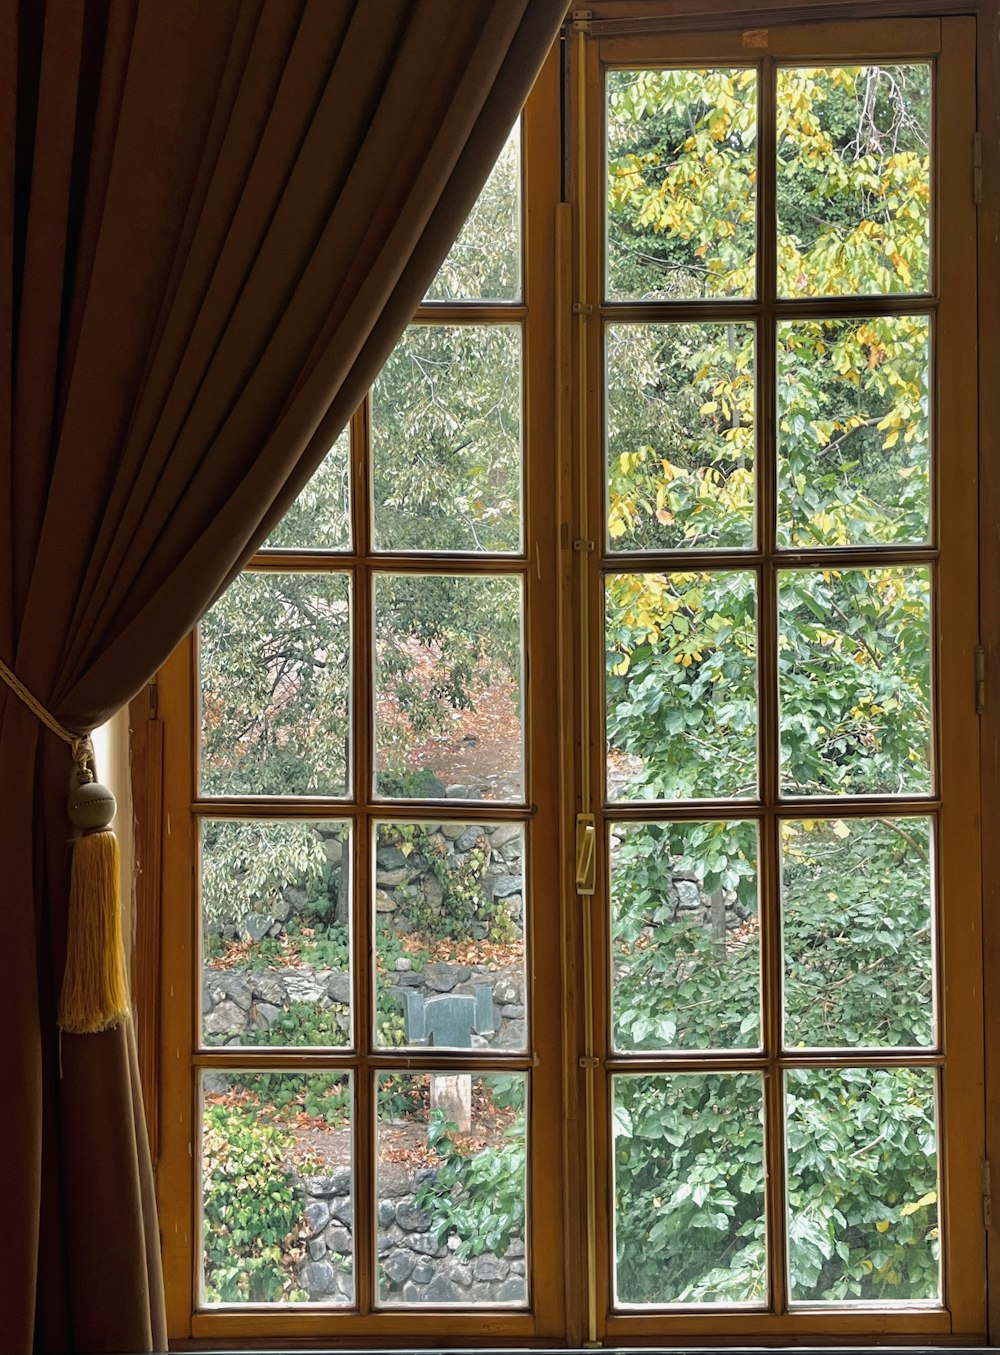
[
  {"xmin": 296, "ymin": 1163, "xmax": 526, "ymax": 1305},
  {"xmin": 201, "ymin": 968, "xmax": 351, "ymax": 1041}
]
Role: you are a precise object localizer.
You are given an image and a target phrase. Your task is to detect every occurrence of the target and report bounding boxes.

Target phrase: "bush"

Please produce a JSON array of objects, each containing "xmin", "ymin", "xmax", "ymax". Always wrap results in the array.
[{"xmin": 202, "ymin": 1102, "xmax": 306, "ymax": 1303}]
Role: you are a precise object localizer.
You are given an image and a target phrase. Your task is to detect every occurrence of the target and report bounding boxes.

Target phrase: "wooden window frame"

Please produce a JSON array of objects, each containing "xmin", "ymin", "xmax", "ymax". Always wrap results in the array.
[{"xmin": 132, "ymin": 3, "xmax": 1000, "ymax": 1346}]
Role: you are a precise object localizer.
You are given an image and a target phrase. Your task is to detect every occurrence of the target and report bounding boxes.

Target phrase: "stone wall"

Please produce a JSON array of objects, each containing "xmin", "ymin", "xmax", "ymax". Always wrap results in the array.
[
  {"xmin": 205, "ymin": 820, "xmax": 526, "ymax": 948},
  {"xmin": 294, "ymin": 1162, "xmax": 526, "ymax": 1305},
  {"xmin": 203, "ymin": 962, "xmax": 525, "ymax": 1050}
]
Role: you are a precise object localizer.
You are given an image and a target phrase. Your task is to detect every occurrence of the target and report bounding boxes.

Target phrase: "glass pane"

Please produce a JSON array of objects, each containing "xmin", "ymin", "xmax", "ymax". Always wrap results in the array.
[
  {"xmin": 424, "ymin": 123, "xmax": 520, "ymax": 302},
  {"xmin": 374, "ymin": 573, "xmax": 523, "ymax": 802},
  {"xmin": 779, "ymin": 567, "xmax": 931, "ymax": 796},
  {"xmin": 607, "ymin": 69, "xmax": 757, "ymax": 300},
  {"xmin": 777, "ymin": 65, "xmax": 931, "ymax": 298},
  {"xmin": 375, "ymin": 1071, "xmax": 528, "ymax": 1306},
  {"xmin": 201, "ymin": 1070, "xmax": 353, "ymax": 1305},
  {"xmin": 782, "ymin": 818, "xmax": 934, "ymax": 1048},
  {"xmin": 613, "ymin": 1073, "xmax": 766, "ymax": 1305},
  {"xmin": 777, "ymin": 316, "xmax": 931, "ymax": 547},
  {"xmin": 786, "ymin": 1067, "xmax": 940, "ymax": 1302},
  {"xmin": 371, "ymin": 325, "xmax": 522, "ymax": 554},
  {"xmin": 611, "ymin": 820, "xmax": 759, "ymax": 1051},
  {"xmin": 266, "ymin": 427, "xmax": 351, "ymax": 551},
  {"xmin": 606, "ymin": 571, "xmax": 757, "ymax": 801},
  {"xmin": 607, "ymin": 323, "xmax": 755, "ymax": 551},
  {"xmin": 201, "ymin": 820, "xmax": 351, "ymax": 1049},
  {"xmin": 373, "ymin": 821, "xmax": 526, "ymax": 1053},
  {"xmin": 199, "ymin": 572, "xmax": 351, "ymax": 797}
]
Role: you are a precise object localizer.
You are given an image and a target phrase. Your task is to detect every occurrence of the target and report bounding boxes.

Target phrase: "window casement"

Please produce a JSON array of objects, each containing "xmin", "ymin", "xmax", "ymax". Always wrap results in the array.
[{"xmin": 146, "ymin": 6, "xmax": 998, "ymax": 1347}]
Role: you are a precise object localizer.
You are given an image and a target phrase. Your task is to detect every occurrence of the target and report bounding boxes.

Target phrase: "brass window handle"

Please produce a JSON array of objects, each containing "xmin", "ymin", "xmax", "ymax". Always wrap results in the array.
[{"xmin": 575, "ymin": 814, "xmax": 596, "ymax": 895}]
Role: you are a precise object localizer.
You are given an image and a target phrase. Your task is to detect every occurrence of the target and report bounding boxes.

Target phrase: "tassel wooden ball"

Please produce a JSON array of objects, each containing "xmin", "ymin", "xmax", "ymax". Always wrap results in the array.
[{"xmin": 67, "ymin": 779, "xmax": 117, "ymax": 830}]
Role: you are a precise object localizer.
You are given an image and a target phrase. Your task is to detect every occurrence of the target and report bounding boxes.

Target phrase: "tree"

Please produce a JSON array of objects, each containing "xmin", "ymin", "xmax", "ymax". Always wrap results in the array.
[{"xmin": 606, "ymin": 62, "xmax": 938, "ymax": 1304}]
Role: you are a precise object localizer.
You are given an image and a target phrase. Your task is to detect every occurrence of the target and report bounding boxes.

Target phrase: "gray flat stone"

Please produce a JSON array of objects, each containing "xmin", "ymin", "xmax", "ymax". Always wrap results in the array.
[
  {"xmin": 498, "ymin": 1018, "xmax": 526, "ymax": 1048},
  {"xmin": 323, "ymin": 1225, "xmax": 351, "ymax": 1255},
  {"xmin": 423, "ymin": 962, "xmax": 460, "ymax": 993},
  {"xmin": 376, "ymin": 866, "xmax": 412, "ymax": 886},
  {"xmin": 298, "ymin": 1260, "xmax": 337, "ymax": 1296},
  {"xmin": 377, "ymin": 1199, "xmax": 396, "ymax": 1227},
  {"xmin": 213, "ymin": 971, "xmax": 253, "ymax": 1009},
  {"xmin": 303, "ymin": 1201, "xmax": 330, "ymax": 1236},
  {"xmin": 377, "ymin": 1225, "xmax": 404, "ymax": 1255},
  {"xmin": 473, "ymin": 1253, "xmax": 509, "ymax": 1282},
  {"xmin": 251, "ymin": 973, "xmax": 288, "ymax": 1005},
  {"xmin": 395, "ymin": 1200, "xmax": 432, "ymax": 1231},
  {"xmin": 202, "ymin": 1000, "xmax": 246, "ymax": 1035},
  {"xmin": 487, "ymin": 822, "xmax": 521, "ymax": 849},
  {"xmin": 251, "ymin": 1001, "xmax": 281, "ymax": 1029},
  {"xmin": 439, "ymin": 1257, "xmax": 473, "ymax": 1288},
  {"xmin": 325, "ymin": 969, "xmax": 351, "ymax": 1004},
  {"xmin": 307, "ymin": 1237, "xmax": 327, "ymax": 1261},
  {"xmin": 285, "ymin": 970, "xmax": 329, "ymax": 1004},
  {"xmin": 379, "ymin": 1162, "xmax": 413, "ymax": 1197},
  {"xmin": 327, "ymin": 1193, "xmax": 353, "ymax": 1226},
  {"xmin": 382, "ymin": 1248, "xmax": 416, "ymax": 1285},
  {"xmin": 491, "ymin": 875, "xmax": 522, "ymax": 899},
  {"xmin": 496, "ymin": 1276, "xmax": 527, "ymax": 1302},
  {"xmin": 303, "ymin": 1167, "xmax": 352, "ymax": 1197},
  {"xmin": 410, "ymin": 1258, "xmax": 435, "ymax": 1285},
  {"xmin": 422, "ymin": 1272, "xmax": 465, "ymax": 1303}
]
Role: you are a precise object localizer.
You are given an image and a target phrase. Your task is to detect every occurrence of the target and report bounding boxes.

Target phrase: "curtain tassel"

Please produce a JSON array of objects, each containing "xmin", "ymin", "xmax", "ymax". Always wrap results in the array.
[
  {"xmin": 57, "ymin": 769, "xmax": 129, "ymax": 1034},
  {"xmin": 0, "ymin": 656, "xmax": 129, "ymax": 1034}
]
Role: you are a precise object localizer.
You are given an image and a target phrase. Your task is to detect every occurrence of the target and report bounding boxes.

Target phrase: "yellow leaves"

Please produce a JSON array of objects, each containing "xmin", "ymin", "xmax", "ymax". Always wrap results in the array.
[
  {"xmin": 876, "ymin": 1220, "xmax": 890, "ymax": 1233},
  {"xmin": 608, "ymin": 503, "xmax": 630, "ymax": 540},
  {"xmin": 699, "ymin": 400, "xmax": 719, "ymax": 415},
  {"xmin": 831, "ymin": 820, "xmax": 851, "ymax": 840},
  {"xmin": 611, "ymin": 655, "xmax": 630, "ymax": 677},
  {"xmin": 899, "ymin": 1190, "xmax": 937, "ymax": 1218}
]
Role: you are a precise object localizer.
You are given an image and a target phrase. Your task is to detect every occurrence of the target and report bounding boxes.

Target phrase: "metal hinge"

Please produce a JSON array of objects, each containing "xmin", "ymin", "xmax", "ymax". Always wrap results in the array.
[
  {"xmin": 570, "ymin": 9, "xmax": 593, "ymax": 33},
  {"xmin": 974, "ymin": 132, "xmax": 983, "ymax": 205},
  {"xmin": 148, "ymin": 678, "xmax": 159, "ymax": 720},
  {"xmin": 575, "ymin": 814, "xmax": 596, "ymax": 895},
  {"xmin": 573, "ymin": 302, "xmax": 594, "ymax": 315},
  {"xmin": 983, "ymin": 1159, "xmax": 992, "ymax": 1228},
  {"xmin": 976, "ymin": 645, "xmax": 986, "ymax": 715}
]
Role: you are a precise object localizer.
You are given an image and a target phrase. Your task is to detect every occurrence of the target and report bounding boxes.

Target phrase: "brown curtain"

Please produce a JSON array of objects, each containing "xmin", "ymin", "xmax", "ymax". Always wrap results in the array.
[{"xmin": 0, "ymin": 2, "xmax": 566, "ymax": 1350}]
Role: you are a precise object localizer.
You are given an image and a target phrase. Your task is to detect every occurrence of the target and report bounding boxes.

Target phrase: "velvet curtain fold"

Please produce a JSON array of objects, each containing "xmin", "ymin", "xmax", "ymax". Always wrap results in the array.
[{"xmin": 0, "ymin": 2, "xmax": 566, "ymax": 1349}]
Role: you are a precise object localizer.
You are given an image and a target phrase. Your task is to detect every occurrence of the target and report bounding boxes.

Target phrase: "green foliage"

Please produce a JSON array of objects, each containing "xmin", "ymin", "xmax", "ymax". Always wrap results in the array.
[
  {"xmin": 225, "ymin": 1024, "xmax": 352, "ymax": 1125},
  {"xmin": 415, "ymin": 1109, "xmax": 526, "ymax": 1260},
  {"xmin": 202, "ymin": 1102, "xmax": 306, "ymax": 1303},
  {"xmin": 201, "ymin": 820, "xmax": 333, "ymax": 931}
]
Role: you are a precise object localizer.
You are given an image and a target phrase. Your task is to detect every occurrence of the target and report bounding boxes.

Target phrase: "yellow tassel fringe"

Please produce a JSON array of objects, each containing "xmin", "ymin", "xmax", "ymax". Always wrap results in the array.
[{"xmin": 57, "ymin": 828, "xmax": 130, "ymax": 1034}]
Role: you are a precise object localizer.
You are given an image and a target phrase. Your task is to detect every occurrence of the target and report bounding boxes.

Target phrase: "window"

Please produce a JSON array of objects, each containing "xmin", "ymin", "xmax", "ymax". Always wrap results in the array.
[{"xmin": 150, "ymin": 7, "xmax": 994, "ymax": 1346}]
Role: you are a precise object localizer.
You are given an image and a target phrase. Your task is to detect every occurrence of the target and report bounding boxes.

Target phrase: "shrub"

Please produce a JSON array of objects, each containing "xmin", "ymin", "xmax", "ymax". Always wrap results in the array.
[{"xmin": 202, "ymin": 1102, "xmax": 306, "ymax": 1303}]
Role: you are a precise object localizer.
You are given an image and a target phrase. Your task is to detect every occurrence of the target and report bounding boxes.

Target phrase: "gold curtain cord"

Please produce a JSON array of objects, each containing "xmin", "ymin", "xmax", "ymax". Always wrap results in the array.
[{"xmin": 0, "ymin": 655, "xmax": 95, "ymax": 781}]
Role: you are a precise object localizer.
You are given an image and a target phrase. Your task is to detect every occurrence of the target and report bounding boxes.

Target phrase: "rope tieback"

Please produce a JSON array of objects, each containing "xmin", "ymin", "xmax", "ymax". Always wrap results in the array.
[{"xmin": 0, "ymin": 655, "xmax": 129, "ymax": 1034}]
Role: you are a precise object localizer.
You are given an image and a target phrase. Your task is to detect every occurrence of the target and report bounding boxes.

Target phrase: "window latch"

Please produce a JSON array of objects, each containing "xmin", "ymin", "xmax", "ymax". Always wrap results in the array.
[{"xmin": 575, "ymin": 814, "xmax": 596, "ymax": 895}]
